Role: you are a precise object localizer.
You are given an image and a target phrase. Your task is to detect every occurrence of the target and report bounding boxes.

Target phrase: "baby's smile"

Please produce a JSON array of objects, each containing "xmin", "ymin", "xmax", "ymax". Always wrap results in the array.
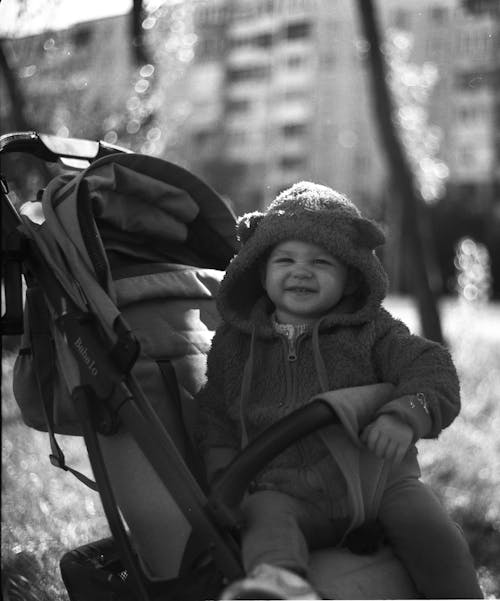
[{"xmin": 285, "ymin": 286, "xmax": 316, "ymax": 294}]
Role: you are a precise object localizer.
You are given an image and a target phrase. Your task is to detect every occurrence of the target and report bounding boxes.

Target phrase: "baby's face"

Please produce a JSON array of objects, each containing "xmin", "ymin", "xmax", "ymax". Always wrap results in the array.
[{"xmin": 263, "ymin": 239, "xmax": 348, "ymax": 324}]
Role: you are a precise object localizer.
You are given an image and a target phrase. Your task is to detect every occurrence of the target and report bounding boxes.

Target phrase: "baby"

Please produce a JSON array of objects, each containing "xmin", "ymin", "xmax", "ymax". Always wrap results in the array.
[{"xmin": 196, "ymin": 182, "xmax": 482, "ymax": 599}]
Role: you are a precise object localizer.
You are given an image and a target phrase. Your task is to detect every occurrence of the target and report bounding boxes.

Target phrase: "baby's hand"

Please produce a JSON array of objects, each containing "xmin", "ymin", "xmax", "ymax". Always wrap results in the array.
[{"xmin": 360, "ymin": 414, "xmax": 413, "ymax": 464}]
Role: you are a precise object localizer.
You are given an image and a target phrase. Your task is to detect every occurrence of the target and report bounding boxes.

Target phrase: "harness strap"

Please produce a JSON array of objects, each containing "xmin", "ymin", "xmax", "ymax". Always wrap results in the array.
[
  {"xmin": 26, "ymin": 283, "xmax": 98, "ymax": 492},
  {"xmin": 239, "ymin": 326, "xmax": 256, "ymax": 449},
  {"xmin": 312, "ymin": 318, "xmax": 329, "ymax": 392}
]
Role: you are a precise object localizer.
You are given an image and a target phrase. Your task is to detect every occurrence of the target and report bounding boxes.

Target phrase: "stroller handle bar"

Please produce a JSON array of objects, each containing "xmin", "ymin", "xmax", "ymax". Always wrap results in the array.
[
  {"xmin": 0, "ymin": 131, "xmax": 130, "ymax": 163},
  {"xmin": 209, "ymin": 399, "xmax": 340, "ymax": 511},
  {"xmin": 1, "ymin": 132, "xmax": 130, "ymax": 336}
]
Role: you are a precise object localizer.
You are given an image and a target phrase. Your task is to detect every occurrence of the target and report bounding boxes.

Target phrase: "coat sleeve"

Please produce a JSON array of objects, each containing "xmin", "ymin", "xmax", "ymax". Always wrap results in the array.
[
  {"xmin": 195, "ymin": 325, "xmax": 239, "ymax": 482},
  {"xmin": 371, "ymin": 310, "xmax": 460, "ymax": 440}
]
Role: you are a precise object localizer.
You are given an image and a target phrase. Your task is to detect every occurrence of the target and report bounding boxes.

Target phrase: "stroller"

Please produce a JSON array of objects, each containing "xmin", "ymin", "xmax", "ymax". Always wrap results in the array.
[{"xmin": 1, "ymin": 132, "xmax": 419, "ymax": 600}]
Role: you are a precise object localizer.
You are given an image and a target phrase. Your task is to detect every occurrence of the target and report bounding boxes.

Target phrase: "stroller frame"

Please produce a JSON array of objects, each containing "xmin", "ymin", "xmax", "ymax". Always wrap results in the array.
[{"xmin": 2, "ymin": 132, "xmax": 419, "ymax": 600}]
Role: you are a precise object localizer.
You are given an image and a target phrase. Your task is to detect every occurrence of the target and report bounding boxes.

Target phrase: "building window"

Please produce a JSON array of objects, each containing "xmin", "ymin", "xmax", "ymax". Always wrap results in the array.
[
  {"xmin": 456, "ymin": 29, "xmax": 493, "ymax": 58},
  {"xmin": 227, "ymin": 65, "xmax": 270, "ymax": 82},
  {"xmin": 265, "ymin": 0, "xmax": 276, "ymax": 13},
  {"xmin": 457, "ymin": 147, "xmax": 476, "ymax": 167},
  {"xmin": 455, "ymin": 69, "xmax": 497, "ymax": 90},
  {"xmin": 227, "ymin": 99, "xmax": 251, "ymax": 113},
  {"xmin": 256, "ymin": 32, "xmax": 273, "ymax": 48},
  {"xmin": 281, "ymin": 88, "xmax": 308, "ymax": 101},
  {"xmin": 287, "ymin": 54, "xmax": 307, "ymax": 69},
  {"xmin": 282, "ymin": 122, "xmax": 307, "ymax": 136},
  {"xmin": 280, "ymin": 155, "xmax": 306, "ymax": 169},
  {"xmin": 285, "ymin": 21, "xmax": 311, "ymax": 40},
  {"xmin": 456, "ymin": 104, "xmax": 489, "ymax": 122},
  {"xmin": 196, "ymin": 36, "xmax": 225, "ymax": 61},
  {"xmin": 230, "ymin": 32, "xmax": 274, "ymax": 49},
  {"xmin": 429, "ymin": 6, "xmax": 447, "ymax": 24},
  {"xmin": 462, "ymin": 0, "xmax": 500, "ymax": 16}
]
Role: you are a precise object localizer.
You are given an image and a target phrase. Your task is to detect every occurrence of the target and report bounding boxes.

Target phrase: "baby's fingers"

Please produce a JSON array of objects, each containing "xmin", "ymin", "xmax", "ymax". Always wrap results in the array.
[
  {"xmin": 361, "ymin": 427, "xmax": 402, "ymax": 463},
  {"xmin": 393, "ymin": 446, "xmax": 406, "ymax": 465},
  {"xmin": 363, "ymin": 427, "xmax": 391, "ymax": 459},
  {"xmin": 360, "ymin": 424, "xmax": 379, "ymax": 451},
  {"xmin": 373, "ymin": 435, "xmax": 393, "ymax": 460},
  {"xmin": 382, "ymin": 439, "xmax": 409, "ymax": 464},
  {"xmin": 384, "ymin": 440, "xmax": 402, "ymax": 463}
]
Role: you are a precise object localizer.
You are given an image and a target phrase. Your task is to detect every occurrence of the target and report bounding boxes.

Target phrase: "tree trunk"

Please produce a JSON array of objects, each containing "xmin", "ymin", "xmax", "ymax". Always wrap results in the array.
[
  {"xmin": 0, "ymin": 39, "xmax": 52, "ymax": 186},
  {"xmin": 355, "ymin": 0, "xmax": 444, "ymax": 344},
  {"xmin": 130, "ymin": 0, "xmax": 149, "ymax": 66},
  {"xmin": 0, "ymin": 39, "xmax": 31, "ymax": 130}
]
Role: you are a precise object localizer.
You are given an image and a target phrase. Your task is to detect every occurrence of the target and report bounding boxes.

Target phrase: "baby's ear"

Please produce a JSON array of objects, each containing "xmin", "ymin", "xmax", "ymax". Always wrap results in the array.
[
  {"xmin": 237, "ymin": 211, "xmax": 265, "ymax": 245},
  {"xmin": 352, "ymin": 218, "xmax": 385, "ymax": 249}
]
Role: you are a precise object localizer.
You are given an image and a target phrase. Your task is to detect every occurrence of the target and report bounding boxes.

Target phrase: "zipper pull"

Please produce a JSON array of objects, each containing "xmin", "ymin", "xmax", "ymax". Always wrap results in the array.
[{"xmin": 288, "ymin": 336, "xmax": 297, "ymax": 361}]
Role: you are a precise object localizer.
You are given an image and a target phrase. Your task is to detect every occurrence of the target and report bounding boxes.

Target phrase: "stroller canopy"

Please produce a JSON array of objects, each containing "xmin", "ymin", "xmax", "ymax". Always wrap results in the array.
[{"xmin": 42, "ymin": 153, "xmax": 238, "ymax": 288}]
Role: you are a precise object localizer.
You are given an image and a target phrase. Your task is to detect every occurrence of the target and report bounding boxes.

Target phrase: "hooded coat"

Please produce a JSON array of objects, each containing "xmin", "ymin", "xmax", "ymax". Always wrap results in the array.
[{"xmin": 196, "ymin": 182, "xmax": 460, "ymax": 532}]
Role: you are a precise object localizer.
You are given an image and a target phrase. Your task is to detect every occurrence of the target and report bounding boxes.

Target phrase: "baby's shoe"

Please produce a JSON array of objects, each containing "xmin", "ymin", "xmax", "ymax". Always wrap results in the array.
[{"xmin": 219, "ymin": 563, "xmax": 321, "ymax": 600}]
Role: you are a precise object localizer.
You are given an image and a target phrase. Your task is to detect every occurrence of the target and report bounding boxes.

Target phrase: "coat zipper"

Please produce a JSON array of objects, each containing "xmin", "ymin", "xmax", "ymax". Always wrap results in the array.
[
  {"xmin": 286, "ymin": 331, "xmax": 306, "ymax": 362},
  {"xmin": 281, "ymin": 333, "xmax": 306, "ymax": 408},
  {"xmin": 282, "ymin": 333, "xmax": 310, "ymax": 466}
]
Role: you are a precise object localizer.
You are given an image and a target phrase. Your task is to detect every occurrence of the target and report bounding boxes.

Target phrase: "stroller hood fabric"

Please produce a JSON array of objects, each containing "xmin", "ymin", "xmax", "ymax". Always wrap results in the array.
[
  {"xmin": 14, "ymin": 153, "xmax": 238, "ymax": 436},
  {"xmin": 42, "ymin": 153, "xmax": 238, "ymax": 295}
]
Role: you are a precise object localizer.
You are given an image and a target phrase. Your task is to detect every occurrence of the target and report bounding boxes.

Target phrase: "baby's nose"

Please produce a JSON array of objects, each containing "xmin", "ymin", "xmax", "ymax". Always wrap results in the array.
[{"xmin": 292, "ymin": 263, "xmax": 313, "ymax": 277}]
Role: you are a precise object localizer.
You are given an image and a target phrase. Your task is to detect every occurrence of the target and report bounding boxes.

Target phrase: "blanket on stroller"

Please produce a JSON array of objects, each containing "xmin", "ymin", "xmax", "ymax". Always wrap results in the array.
[{"xmin": 13, "ymin": 153, "xmax": 237, "ymax": 445}]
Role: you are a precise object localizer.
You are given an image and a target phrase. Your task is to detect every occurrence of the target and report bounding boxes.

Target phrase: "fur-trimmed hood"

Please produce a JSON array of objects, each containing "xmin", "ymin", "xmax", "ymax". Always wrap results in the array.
[{"xmin": 217, "ymin": 182, "xmax": 388, "ymax": 333}]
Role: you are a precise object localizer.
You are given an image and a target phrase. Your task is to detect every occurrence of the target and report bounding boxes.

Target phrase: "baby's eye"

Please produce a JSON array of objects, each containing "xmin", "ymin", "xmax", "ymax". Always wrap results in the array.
[
  {"xmin": 274, "ymin": 256, "xmax": 293, "ymax": 263},
  {"xmin": 314, "ymin": 258, "xmax": 333, "ymax": 265}
]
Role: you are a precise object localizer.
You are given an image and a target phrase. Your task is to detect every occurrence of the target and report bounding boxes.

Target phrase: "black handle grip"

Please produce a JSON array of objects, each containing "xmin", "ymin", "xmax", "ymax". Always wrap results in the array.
[{"xmin": 0, "ymin": 131, "xmax": 129, "ymax": 162}]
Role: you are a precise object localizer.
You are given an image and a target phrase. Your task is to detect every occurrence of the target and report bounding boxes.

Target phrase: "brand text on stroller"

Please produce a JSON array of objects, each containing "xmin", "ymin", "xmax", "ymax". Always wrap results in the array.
[{"xmin": 74, "ymin": 337, "xmax": 98, "ymax": 376}]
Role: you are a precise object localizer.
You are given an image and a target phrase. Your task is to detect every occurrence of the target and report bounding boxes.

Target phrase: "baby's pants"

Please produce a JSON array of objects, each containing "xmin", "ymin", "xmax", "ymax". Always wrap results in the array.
[
  {"xmin": 241, "ymin": 481, "xmax": 483, "ymax": 599},
  {"xmin": 378, "ymin": 476, "xmax": 482, "ymax": 598},
  {"xmin": 241, "ymin": 490, "xmax": 347, "ymax": 575}
]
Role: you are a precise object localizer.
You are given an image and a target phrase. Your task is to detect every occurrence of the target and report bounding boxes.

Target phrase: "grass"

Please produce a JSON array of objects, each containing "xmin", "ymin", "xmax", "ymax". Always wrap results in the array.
[
  {"xmin": 2, "ymin": 295, "xmax": 500, "ymax": 600},
  {"xmin": 1, "ymin": 356, "xmax": 110, "ymax": 601}
]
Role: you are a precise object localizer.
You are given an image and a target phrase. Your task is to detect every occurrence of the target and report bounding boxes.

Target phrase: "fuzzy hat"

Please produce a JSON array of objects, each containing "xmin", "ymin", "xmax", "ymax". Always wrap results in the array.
[{"xmin": 217, "ymin": 182, "xmax": 389, "ymax": 331}]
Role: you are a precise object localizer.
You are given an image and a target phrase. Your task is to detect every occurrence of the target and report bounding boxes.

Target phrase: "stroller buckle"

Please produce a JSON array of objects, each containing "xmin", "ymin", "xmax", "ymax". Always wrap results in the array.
[{"xmin": 50, "ymin": 453, "xmax": 66, "ymax": 470}]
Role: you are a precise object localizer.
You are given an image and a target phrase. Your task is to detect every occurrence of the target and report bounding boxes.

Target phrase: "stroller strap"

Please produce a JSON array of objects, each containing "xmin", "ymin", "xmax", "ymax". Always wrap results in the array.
[{"xmin": 25, "ymin": 281, "xmax": 98, "ymax": 492}]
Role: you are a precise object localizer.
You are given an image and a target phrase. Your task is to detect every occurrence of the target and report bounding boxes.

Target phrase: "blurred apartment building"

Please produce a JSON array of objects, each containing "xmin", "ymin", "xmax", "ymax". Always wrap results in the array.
[
  {"xmin": 1, "ymin": 0, "xmax": 497, "ymax": 216},
  {"xmin": 186, "ymin": 0, "xmax": 499, "ymax": 214}
]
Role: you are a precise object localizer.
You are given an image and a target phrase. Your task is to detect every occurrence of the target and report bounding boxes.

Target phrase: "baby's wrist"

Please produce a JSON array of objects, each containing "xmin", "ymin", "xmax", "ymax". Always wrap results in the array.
[{"xmin": 377, "ymin": 394, "xmax": 433, "ymax": 441}]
